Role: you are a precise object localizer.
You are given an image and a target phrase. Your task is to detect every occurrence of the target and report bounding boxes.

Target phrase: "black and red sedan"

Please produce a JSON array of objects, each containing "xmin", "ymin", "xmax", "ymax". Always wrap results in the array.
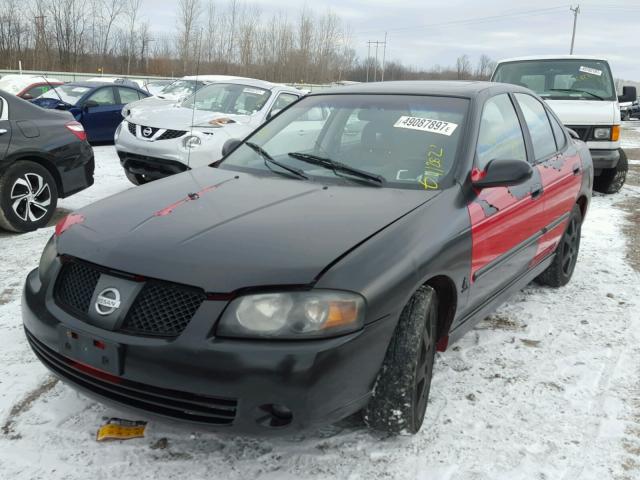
[{"xmin": 23, "ymin": 81, "xmax": 592, "ymax": 434}]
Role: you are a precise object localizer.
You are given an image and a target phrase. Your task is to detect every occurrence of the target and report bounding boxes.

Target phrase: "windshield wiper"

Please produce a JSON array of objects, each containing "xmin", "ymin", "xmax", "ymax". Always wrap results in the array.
[
  {"xmin": 287, "ymin": 152, "xmax": 384, "ymax": 187},
  {"xmin": 245, "ymin": 142, "xmax": 308, "ymax": 180},
  {"xmin": 548, "ymin": 89, "xmax": 604, "ymax": 100}
]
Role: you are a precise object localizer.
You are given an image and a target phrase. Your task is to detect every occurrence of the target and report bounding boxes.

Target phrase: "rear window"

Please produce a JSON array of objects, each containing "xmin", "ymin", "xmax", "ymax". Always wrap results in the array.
[
  {"xmin": 40, "ymin": 85, "xmax": 91, "ymax": 105},
  {"xmin": 493, "ymin": 59, "xmax": 616, "ymax": 101}
]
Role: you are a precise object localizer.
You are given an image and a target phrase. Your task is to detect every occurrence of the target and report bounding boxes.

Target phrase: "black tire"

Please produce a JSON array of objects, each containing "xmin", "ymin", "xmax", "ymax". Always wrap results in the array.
[
  {"xmin": 536, "ymin": 204, "xmax": 582, "ymax": 288},
  {"xmin": 594, "ymin": 149, "xmax": 628, "ymax": 194},
  {"xmin": 125, "ymin": 170, "xmax": 149, "ymax": 186},
  {"xmin": 0, "ymin": 161, "xmax": 58, "ymax": 233},
  {"xmin": 364, "ymin": 285, "xmax": 438, "ymax": 434},
  {"xmin": 621, "ymin": 111, "xmax": 629, "ymax": 121}
]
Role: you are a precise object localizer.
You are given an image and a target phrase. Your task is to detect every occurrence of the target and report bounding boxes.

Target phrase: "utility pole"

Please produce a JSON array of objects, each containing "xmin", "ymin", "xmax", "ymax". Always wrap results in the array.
[
  {"xmin": 367, "ymin": 39, "xmax": 387, "ymax": 82},
  {"xmin": 569, "ymin": 5, "xmax": 580, "ymax": 55},
  {"xmin": 381, "ymin": 32, "xmax": 388, "ymax": 81}
]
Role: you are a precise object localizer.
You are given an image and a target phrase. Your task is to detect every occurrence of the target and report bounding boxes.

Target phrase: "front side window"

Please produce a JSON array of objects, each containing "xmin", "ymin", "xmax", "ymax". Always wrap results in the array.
[
  {"xmin": 160, "ymin": 80, "xmax": 204, "ymax": 97},
  {"xmin": 88, "ymin": 87, "xmax": 117, "ymax": 106},
  {"xmin": 493, "ymin": 59, "xmax": 616, "ymax": 101},
  {"xmin": 548, "ymin": 112, "xmax": 567, "ymax": 150},
  {"xmin": 182, "ymin": 83, "xmax": 272, "ymax": 115},
  {"xmin": 476, "ymin": 94, "xmax": 527, "ymax": 170},
  {"xmin": 515, "ymin": 93, "xmax": 557, "ymax": 161},
  {"xmin": 220, "ymin": 94, "xmax": 469, "ymax": 190}
]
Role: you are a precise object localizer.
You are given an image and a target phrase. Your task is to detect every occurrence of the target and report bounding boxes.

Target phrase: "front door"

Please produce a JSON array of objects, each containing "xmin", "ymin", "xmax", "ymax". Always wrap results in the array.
[
  {"xmin": 81, "ymin": 87, "xmax": 120, "ymax": 142},
  {"xmin": 466, "ymin": 93, "xmax": 546, "ymax": 309}
]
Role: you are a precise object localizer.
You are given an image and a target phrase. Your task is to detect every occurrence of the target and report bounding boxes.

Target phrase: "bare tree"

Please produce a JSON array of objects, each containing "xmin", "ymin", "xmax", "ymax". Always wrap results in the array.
[
  {"xmin": 475, "ymin": 54, "xmax": 495, "ymax": 80},
  {"xmin": 178, "ymin": 0, "xmax": 202, "ymax": 73},
  {"xmin": 456, "ymin": 54, "xmax": 472, "ymax": 80}
]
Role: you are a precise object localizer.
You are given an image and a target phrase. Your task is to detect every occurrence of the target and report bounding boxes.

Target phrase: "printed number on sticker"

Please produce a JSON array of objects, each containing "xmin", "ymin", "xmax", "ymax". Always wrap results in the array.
[
  {"xmin": 394, "ymin": 116, "xmax": 458, "ymax": 136},
  {"xmin": 579, "ymin": 66, "xmax": 602, "ymax": 76}
]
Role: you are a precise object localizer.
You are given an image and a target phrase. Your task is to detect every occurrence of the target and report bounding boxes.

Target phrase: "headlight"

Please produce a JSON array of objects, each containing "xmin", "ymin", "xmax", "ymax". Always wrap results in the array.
[
  {"xmin": 216, "ymin": 291, "xmax": 365, "ymax": 339},
  {"xmin": 38, "ymin": 235, "xmax": 57, "ymax": 282},
  {"xmin": 114, "ymin": 123, "xmax": 123, "ymax": 141},
  {"xmin": 593, "ymin": 127, "xmax": 611, "ymax": 140},
  {"xmin": 183, "ymin": 135, "xmax": 202, "ymax": 149}
]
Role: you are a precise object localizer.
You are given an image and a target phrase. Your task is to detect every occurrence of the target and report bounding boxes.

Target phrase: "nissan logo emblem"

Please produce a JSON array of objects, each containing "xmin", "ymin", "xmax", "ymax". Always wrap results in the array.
[
  {"xmin": 143, "ymin": 127, "xmax": 153, "ymax": 137},
  {"xmin": 95, "ymin": 288, "xmax": 121, "ymax": 316}
]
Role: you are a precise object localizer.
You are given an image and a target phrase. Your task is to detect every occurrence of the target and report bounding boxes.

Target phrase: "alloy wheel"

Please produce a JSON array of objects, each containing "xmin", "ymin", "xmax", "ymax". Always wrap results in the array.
[
  {"xmin": 561, "ymin": 217, "xmax": 580, "ymax": 276},
  {"xmin": 10, "ymin": 173, "xmax": 52, "ymax": 222}
]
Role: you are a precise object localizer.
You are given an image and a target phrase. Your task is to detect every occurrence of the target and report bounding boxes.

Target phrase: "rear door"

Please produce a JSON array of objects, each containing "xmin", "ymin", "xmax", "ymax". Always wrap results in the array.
[
  {"xmin": 467, "ymin": 93, "xmax": 546, "ymax": 308},
  {"xmin": 81, "ymin": 87, "xmax": 119, "ymax": 142},
  {"xmin": 513, "ymin": 93, "xmax": 583, "ymax": 266},
  {"xmin": 0, "ymin": 95, "xmax": 11, "ymax": 158}
]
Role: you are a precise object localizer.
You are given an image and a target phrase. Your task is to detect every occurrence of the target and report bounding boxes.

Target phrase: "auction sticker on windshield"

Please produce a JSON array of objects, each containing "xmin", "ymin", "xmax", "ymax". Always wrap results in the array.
[
  {"xmin": 394, "ymin": 116, "xmax": 458, "ymax": 136},
  {"xmin": 243, "ymin": 87, "xmax": 266, "ymax": 95},
  {"xmin": 579, "ymin": 66, "xmax": 602, "ymax": 76}
]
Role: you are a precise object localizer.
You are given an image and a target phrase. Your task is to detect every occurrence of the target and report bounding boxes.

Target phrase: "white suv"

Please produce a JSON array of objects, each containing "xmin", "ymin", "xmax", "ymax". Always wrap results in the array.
[{"xmin": 492, "ymin": 55, "xmax": 636, "ymax": 194}]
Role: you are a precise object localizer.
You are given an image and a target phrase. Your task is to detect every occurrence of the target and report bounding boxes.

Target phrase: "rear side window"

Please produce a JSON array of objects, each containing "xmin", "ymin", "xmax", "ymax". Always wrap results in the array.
[
  {"xmin": 514, "ymin": 93, "xmax": 556, "ymax": 161},
  {"xmin": 118, "ymin": 87, "xmax": 141, "ymax": 104},
  {"xmin": 548, "ymin": 112, "xmax": 567, "ymax": 150},
  {"xmin": 476, "ymin": 94, "xmax": 527, "ymax": 170}
]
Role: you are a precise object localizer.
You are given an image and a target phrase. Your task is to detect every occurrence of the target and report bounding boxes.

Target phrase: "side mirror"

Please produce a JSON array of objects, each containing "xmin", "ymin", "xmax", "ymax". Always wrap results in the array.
[
  {"xmin": 472, "ymin": 159, "xmax": 533, "ymax": 189},
  {"xmin": 222, "ymin": 138, "xmax": 242, "ymax": 157},
  {"xmin": 21, "ymin": 93, "xmax": 34, "ymax": 100},
  {"xmin": 618, "ymin": 86, "xmax": 637, "ymax": 104},
  {"xmin": 83, "ymin": 100, "xmax": 99, "ymax": 112}
]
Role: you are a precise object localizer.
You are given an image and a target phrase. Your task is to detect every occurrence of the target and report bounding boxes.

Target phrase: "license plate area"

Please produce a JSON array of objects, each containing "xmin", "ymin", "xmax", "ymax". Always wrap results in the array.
[{"xmin": 58, "ymin": 327, "xmax": 123, "ymax": 376}]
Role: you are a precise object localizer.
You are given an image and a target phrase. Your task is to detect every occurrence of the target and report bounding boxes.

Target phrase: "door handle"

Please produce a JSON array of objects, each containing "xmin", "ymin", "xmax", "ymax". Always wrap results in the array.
[
  {"xmin": 531, "ymin": 184, "xmax": 543, "ymax": 199},
  {"xmin": 0, "ymin": 129, "xmax": 7, "ymax": 136},
  {"xmin": 572, "ymin": 164, "xmax": 581, "ymax": 175}
]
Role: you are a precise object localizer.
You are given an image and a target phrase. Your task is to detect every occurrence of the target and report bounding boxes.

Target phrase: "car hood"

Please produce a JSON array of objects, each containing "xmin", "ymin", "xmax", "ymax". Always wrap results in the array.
[
  {"xmin": 127, "ymin": 105, "xmax": 252, "ymax": 130},
  {"xmin": 545, "ymin": 99, "xmax": 617, "ymax": 125},
  {"xmin": 59, "ymin": 168, "xmax": 437, "ymax": 292}
]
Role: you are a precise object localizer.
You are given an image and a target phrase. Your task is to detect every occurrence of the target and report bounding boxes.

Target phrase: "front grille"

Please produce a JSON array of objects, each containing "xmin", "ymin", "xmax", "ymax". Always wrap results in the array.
[
  {"xmin": 55, "ymin": 262, "xmax": 101, "ymax": 315},
  {"xmin": 54, "ymin": 259, "xmax": 204, "ymax": 337},
  {"xmin": 26, "ymin": 329, "xmax": 237, "ymax": 425},
  {"xmin": 158, "ymin": 129, "xmax": 187, "ymax": 140},
  {"xmin": 127, "ymin": 122, "xmax": 136, "ymax": 136},
  {"xmin": 565, "ymin": 125, "xmax": 592, "ymax": 142},
  {"xmin": 121, "ymin": 283, "xmax": 205, "ymax": 337}
]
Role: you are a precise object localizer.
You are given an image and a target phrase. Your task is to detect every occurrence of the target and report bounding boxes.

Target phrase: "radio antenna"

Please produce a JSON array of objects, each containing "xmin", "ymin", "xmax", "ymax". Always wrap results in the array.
[{"xmin": 187, "ymin": 28, "xmax": 204, "ymax": 170}]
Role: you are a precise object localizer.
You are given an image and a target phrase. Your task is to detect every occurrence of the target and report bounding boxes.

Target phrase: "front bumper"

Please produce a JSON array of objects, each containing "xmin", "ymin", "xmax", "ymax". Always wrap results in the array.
[
  {"xmin": 118, "ymin": 151, "xmax": 189, "ymax": 181},
  {"xmin": 589, "ymin": 149, "xmax": 620, "ymax": 171},
  {"xmin": 22, "ymin": 266, "xmax": 393, "ymax": 434}
]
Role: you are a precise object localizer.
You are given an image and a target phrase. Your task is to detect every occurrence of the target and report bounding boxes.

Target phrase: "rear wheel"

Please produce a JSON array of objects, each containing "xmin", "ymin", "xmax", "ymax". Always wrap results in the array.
[
  {"xmin": 125, "ymin": 170, "xmax": 149, "ymax": 186},
  {"xmin": 536, "ymin": 204, "xmax": 582, "ymax": 288},
  {"xmin": 0, "ymin": 161, "xmax": 58, "ymax": 233},
  {"xmin": 364, "ymin": 285, "xmax": 438, "ymax": 434},
  {"xmin": 594, "ymin": 149, "xmax": 627, "ymax": 194}
]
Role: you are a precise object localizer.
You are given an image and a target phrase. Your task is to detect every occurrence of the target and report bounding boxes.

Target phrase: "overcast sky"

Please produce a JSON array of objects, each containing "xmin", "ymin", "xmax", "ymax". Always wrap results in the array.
[{"xmin": 144, "ymin": 0, "xmax": 640, "ymax": 80}]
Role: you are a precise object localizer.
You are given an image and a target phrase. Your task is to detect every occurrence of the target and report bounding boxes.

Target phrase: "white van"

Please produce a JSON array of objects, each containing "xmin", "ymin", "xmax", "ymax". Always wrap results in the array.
[{"xmin": 491, "ymin": 55, "xmax": 637, "ymax": 194}]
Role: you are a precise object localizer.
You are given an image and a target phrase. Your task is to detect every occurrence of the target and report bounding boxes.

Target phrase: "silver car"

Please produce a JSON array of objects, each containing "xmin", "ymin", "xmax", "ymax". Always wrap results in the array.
[{"xmin": 115, "ymin": 79, "xmax": 305, "ymax": 185}]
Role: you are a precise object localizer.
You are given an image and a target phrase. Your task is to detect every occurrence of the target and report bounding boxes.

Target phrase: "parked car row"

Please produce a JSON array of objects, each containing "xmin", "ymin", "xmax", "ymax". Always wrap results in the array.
[{"xmin": 621, "ymin": 100, "xmax": 639, "ymax": 121}]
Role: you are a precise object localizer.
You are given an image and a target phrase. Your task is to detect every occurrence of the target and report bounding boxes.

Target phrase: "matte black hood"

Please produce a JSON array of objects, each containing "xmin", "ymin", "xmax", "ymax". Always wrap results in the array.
[{"xmin": 59, "ymin": 167, "xmax": 438, "ymax": 292}]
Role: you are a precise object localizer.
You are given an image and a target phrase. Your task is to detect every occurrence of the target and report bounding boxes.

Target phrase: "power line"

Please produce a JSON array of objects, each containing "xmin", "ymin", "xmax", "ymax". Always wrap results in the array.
[{"xmin": 353, "ymin": 6, "xmax": 568, "ymax": 36}]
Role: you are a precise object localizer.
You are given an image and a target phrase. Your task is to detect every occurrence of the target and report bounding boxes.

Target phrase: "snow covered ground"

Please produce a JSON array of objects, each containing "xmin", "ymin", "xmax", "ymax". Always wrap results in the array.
[{"xmin": 1, "ymin": 126, "xmax": 639, "ymax": 480}]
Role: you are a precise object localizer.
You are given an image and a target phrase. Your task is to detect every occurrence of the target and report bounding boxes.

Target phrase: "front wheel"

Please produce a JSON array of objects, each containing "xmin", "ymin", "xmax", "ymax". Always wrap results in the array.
[
  {"xmin": 0, "ymin": 161, "xmax": 58, "ymax": 233},
  {"xmin": 124, "ymin": 170, "xmax": 149, "ymax": 186},
  {"xmin": 594, "ymin": 149, "xmax": 628, "ymax": 194},
  {"xmin": 536, "ymin": 204, "xmax": 582, "ymax": 288},
  {"xmin": 364, "ymin": 285, "xmax": 438, "ymax": 434}
]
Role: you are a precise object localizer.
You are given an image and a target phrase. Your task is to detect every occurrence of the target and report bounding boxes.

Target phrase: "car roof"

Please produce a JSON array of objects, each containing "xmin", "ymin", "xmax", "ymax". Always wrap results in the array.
[
  {"xmin": 308, "ymin": 80, "xmax": 523, "ymax": 98},
  {"xmin": 66, "ymin": 81, "xmax": 142, "ymax": 89},
  {"xmin": 496, "ymin": 55, "xmax": 609, "ymax": 64}
]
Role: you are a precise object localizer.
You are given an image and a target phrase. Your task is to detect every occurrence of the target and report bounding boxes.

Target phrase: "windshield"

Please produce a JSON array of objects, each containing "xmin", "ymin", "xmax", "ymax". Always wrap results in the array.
[
  {"xmin": 492, "ymin": 59, "xmax": 616, "ymax": 101},
  {"xmin": 219, "ymin": 94, "xmax": 468, "ymax": 190},
  {"xmin": 159, "ymin": 80, "xmax": 204, "ymax": 97},
  {"xmin": 39, "ymin": 85, "xmax": 90, "ymax": 105},
  {"xmin": 181, "ymin": 83, "xmax": 272, "ymax": 115}
]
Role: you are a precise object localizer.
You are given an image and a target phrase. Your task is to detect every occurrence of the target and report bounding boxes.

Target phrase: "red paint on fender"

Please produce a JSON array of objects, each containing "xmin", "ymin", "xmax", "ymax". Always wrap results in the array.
[{"xmin": 54, "ymin": 213, "xmax": 85, "ymax": 237}]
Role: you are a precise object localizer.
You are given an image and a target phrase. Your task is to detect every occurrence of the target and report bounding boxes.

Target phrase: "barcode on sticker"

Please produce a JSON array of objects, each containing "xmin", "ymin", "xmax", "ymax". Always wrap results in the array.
[
  {"xmin": 579, "ymin": 66, "xmax": 602, "ymax": 76},
  {"xmin": 394, "ymin": 117, "xmax": 458, "ymax": 136}
]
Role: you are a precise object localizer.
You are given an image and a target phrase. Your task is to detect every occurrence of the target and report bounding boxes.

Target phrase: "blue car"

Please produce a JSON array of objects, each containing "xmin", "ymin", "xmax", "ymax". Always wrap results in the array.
[{"xmin": 32, "ymin": 82, "xmax": 150, "ymax": 143}]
